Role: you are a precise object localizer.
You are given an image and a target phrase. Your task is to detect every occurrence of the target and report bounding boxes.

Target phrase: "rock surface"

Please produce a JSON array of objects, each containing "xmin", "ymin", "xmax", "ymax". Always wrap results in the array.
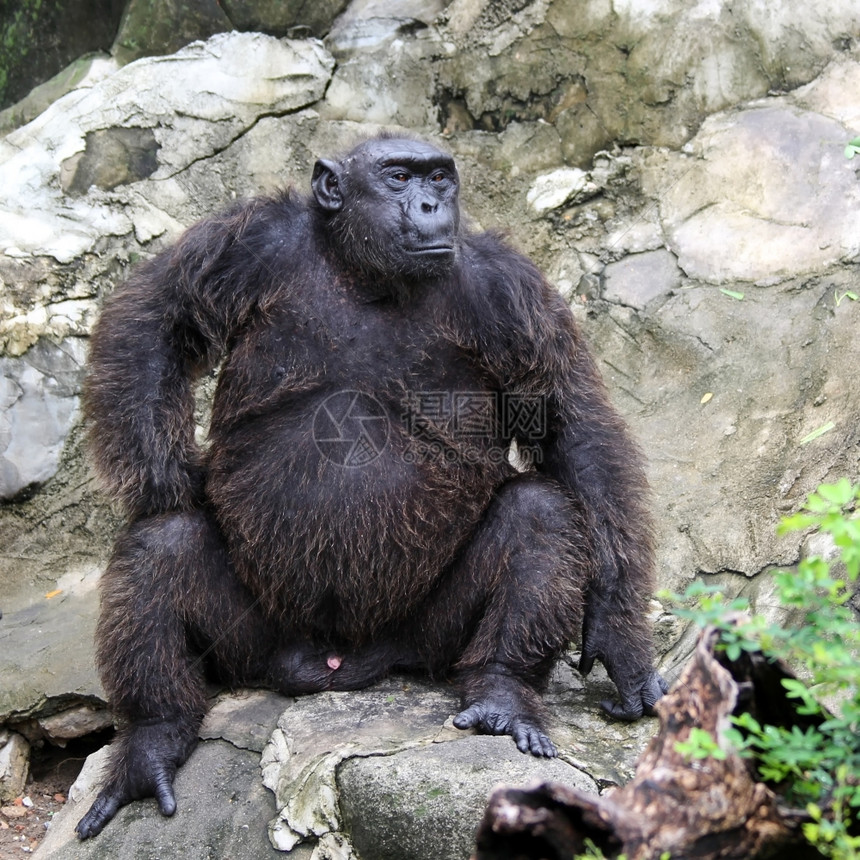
[
  {"xmin": 38, "ymin": 673, "xmax": 649, "ymax": 859},
  {"xmin": 0, "ymin": 731, "xmax": 30, "ymax": 802},
  {"xmin": 0, "ymin": 1, "xmax": 858, "ymax": 857},
  {"xmin": 0, "ymin": 338, "xmax": 87, "ymax": 499},
  {"xmin": 0, "ymin": 1, "xmax": 124, "ymax": 111},
  {"xmin": 0, "ymin": 32, "xmax": 335, "ymax": 266},
  {"xmin": 36, "ymin": 691, "xmax": 287, "ymax": 859},
  {"xmin": 338, "ymin": 736, "xmax": 595, "ymax": 860}
]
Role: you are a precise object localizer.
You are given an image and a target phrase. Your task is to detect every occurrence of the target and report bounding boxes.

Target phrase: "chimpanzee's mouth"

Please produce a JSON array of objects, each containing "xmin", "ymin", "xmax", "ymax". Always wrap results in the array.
[{"xmin": 405, "ymin": 244, "xmax": 455, "ymax": 256}]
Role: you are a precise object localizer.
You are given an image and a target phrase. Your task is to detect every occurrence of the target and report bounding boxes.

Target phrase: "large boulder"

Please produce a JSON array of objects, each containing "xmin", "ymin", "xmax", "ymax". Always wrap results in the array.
[
  {"xmin": 437, "ymin": 0, "xmax": 860, "ymax": 164},
  {"xmin": 0, "ymin": 339, "xmax": 87, "ymax": 500},
  {"xmin": 0, "ymin": 1, "xmax": 123, "ymax": 111},
  {"xmin": 36, "ymin": 672, "xmax": 656, "ymax": 859}
]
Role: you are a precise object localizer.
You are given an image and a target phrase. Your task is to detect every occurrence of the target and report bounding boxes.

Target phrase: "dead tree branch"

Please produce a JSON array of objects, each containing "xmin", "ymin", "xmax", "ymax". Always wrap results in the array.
[{"xmin": 473, "ymin": 628, "xmax": 820, "ymax": 860}]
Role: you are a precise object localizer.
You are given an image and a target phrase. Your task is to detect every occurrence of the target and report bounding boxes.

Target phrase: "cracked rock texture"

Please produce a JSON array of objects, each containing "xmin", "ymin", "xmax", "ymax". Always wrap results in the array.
[{"xmin": 0, "ymin": 1, "xmax": 859, "ymax": 857}]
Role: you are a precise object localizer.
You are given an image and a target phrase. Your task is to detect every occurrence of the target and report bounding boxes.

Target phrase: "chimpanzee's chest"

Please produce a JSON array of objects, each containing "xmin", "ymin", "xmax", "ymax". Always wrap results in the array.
[
  {"xmin": 209, "ymin": 273, "xmax": 495, "ymax": 438},
  {"xmin": 258, "ymin": 280, "xmax": 482, "ymax": 390}
]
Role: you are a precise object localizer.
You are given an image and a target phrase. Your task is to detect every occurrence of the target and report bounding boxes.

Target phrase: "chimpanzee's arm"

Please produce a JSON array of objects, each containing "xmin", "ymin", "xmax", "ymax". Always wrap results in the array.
[
  {"xmin": 460, "ymin": 233, "xmax": 666, "ymax": 718},
  {"xmin": 536, "ymin": 316, "xmax": 667, "ymax": 719},
  {"xmin": 85, "ymin": 195, "xmax": 294, "ymax": 518}
]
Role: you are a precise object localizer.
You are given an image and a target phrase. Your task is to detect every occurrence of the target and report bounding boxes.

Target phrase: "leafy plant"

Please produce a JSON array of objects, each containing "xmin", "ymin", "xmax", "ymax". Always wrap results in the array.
[
  {"xmin": 844, "ymin": 137, "xmax": 860, "ymax": 159},
  {"xmin": 674, "ymin": 726, "xmax": 727, "ymax": 761},
  {"xmin": 573, "ymin": 840, "xmax": 621, "ymax": 860},
  {"xmin": 667, "ymin": 479, "xmax": 860, "ymax": 859}
]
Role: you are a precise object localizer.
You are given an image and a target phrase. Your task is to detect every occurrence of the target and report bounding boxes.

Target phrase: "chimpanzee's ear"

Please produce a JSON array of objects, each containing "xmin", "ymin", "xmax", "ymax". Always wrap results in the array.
[{"xmin": 311, "ymin": 159, "xmax": 344, "ymax": 212}]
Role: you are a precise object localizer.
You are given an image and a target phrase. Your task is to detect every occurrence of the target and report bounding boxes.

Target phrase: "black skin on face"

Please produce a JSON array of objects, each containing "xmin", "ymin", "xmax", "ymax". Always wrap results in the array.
[
  {"xmin": 313, "ymin": 138, "xmax": 462, "ymax": 286},
  {"xmin": 76, "ymin": 135, "xmax": 667, "ymax": 840}
]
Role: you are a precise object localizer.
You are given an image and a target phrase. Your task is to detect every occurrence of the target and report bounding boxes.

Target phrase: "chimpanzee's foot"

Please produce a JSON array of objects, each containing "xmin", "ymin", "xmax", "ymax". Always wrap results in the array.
[
  {"xmin": 453, "ymin": 667, "xmax": 557, "ymax": 758},
  {"xmin": 600, "ymin": 668, "xmax": 669, "ymax": 721},
  {"xmin": 75, "ymin": 718, "xmax": 198, "ymax": 839}
]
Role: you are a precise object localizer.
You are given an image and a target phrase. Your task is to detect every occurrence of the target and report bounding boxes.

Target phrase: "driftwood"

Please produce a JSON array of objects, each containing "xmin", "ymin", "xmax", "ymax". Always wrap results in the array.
[{"xmin": 473, "ymin": 628, "xmax": 822, "ymax": 860}]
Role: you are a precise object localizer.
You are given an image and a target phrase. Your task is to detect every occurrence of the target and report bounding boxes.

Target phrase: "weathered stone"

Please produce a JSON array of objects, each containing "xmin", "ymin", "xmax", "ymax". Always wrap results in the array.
[
  {"xmin": 327, "ymin": 0, "xmax": 450, "ymax": 52},
  {"xmin": 586, "ymin": 273, "xmax": 859, "ymax": 595},
  {"xmin": 0, "ymin": 0, "xmax": 123, "ymax": 111},
  {"xmin": 0, "ymin": 33, "xmax": 335, "ymax": 264},
  {"xmin": 339, "ymin": 736, "xmax": 597, "ymax": 860},
  {"xmin": 548, "ymin": 252, "xmax": 586, "ymax": 301},
  {"xmin": 112, "ymin": 0, "xmax": 233, "ymax": 65},
  {"xmin": 792, "ymin": 57, "xmax": 860, "ymax": 128},
  {"xmin": 26, "ymin": 657, "xmax": 654, "ymax": 859},
  {"xmin": 37, "ymin": 739, "xmax": 286, "ymax": 859},
  {"xmin": 648, "ymin": 104, "xmax": 860, "ymax": 284},
  {"xmin": 439, "ymin": 0, "xmax": 860, "ymax": 156},
  {"xmin": 200, "ymin": 690, "xmax": 292, "ymax": 754},
  {"xmin": 0, "ymin": 566, "xmax": 103, "ymax": 724},
  {"xmin": 0, "ymin": 338, "xmax": 86, "ymax": 500},
  {"xmin": 61, "ymin": 127, "xmax": 161, "ymax": 195},
  {"xmin": 319, "ymin": 32, "xmax": 442, "ymax": 127},
  {"xmin": 557, "ymin": 102, "xmax": 611, "ymax": 168},
  {"xmin": 602, "ymin": 249, "xmax": 682, "ymax": 310},
  {"xmin": 255, "ymin": 668, "xmax": 646, "ymax": 856},
  {"xmin": 261, "ymin": 680, "xmax": 462, "ymax": 852},
  {"xmin": 526, "ymin": 167, "xmax": 592, "ymax": 213},
  {"xmin": 0, "ymin": 731, "xmax": 30, "ymax": 802},
  {"xmin": 221, "ymin": 0, "xmax": 352, "ymax": 38},
  {"xmin": 495, "ymin": 121, "xmax": 564, "ymax": 176},
  {"xmin": 317, "ymin": 0, "xmax": 452, "ymax": 130},
  {"xmin": 0, "ymin": 53, "xmax": 118, "ymax": 138},
  {"xmin": 37, "ymin": 706, "xmax": 113, "ymax": 745}
]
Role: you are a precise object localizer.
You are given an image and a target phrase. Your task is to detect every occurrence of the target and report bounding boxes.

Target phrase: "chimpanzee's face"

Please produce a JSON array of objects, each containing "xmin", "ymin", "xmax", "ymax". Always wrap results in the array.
[{"xmin": 312, "ymin": 138, "xmax": 461, "ymax": 281}]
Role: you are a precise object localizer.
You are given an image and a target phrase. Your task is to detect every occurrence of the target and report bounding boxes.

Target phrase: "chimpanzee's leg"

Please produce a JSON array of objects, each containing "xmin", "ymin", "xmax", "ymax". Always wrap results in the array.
[
  {"xmin": 411, "ymin": 473, "xmax": 591, "ymax": 757},
  {"xmin": 76, "ymin": 510, "xmax": 275, "ymax": 839}
]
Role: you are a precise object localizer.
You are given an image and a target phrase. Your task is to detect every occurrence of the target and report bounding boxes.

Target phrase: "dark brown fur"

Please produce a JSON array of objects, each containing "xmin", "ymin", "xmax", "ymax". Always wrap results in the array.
[{"xmin": 76, "ymin": 137, "xmax": 664, "ymax": 839}]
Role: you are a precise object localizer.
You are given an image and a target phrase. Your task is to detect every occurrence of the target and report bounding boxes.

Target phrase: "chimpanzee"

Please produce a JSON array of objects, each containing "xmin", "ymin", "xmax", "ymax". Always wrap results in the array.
[{"xmin": 76, "ymin": 135, "xmax": 666, "ymax": 839}]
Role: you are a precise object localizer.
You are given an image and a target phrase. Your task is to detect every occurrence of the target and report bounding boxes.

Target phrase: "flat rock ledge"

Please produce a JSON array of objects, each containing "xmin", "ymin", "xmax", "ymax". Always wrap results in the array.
[{"xmin": 34, "ymin": 668, "xmax": 657, "ymax": 860}]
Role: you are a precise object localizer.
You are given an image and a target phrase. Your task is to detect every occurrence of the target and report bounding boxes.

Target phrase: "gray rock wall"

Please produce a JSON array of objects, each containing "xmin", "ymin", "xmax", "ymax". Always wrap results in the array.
[{"xmin": 0, "ymin": 1, "xmax": 858, "ymax": 857}]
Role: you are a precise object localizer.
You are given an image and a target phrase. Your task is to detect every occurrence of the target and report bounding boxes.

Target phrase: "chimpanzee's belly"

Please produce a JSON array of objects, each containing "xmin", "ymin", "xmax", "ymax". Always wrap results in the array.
[{"xmin": 205, "ymin": 387, "xmax": 511, "ymax": 640}]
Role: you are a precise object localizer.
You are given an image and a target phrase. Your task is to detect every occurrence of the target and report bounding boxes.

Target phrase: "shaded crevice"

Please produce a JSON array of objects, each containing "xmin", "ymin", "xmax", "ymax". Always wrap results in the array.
[{"xmin": 434, "ymin": 73, "xmax": 590, "ymax": 135}]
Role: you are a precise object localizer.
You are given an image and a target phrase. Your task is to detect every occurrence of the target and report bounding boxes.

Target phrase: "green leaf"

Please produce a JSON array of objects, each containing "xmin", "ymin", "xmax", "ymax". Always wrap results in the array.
[
  {"xmin": 778, "ymin": 512, "xmax": 820, "ymax": 535},
  {"xmin": 676, "ymin": 727, "xmax": 726, "ymax": 760},
  {"xmin": 799, "ymin": 422, "xmax": 835, "ymax": 445},
  {"xmin": 733, "ymin": 712, "xmax": 762, "ymax": 734},
  {"xmin": 719, "ymin": 288, "xmax": 745, "ymax": 300},
  {"xmin": 817, "ymin": 479, "xmax": 855, "ymax": 507},
  {"xmin": 845, "ymin": 137, "xmax": 860, "ymax": 159}
]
